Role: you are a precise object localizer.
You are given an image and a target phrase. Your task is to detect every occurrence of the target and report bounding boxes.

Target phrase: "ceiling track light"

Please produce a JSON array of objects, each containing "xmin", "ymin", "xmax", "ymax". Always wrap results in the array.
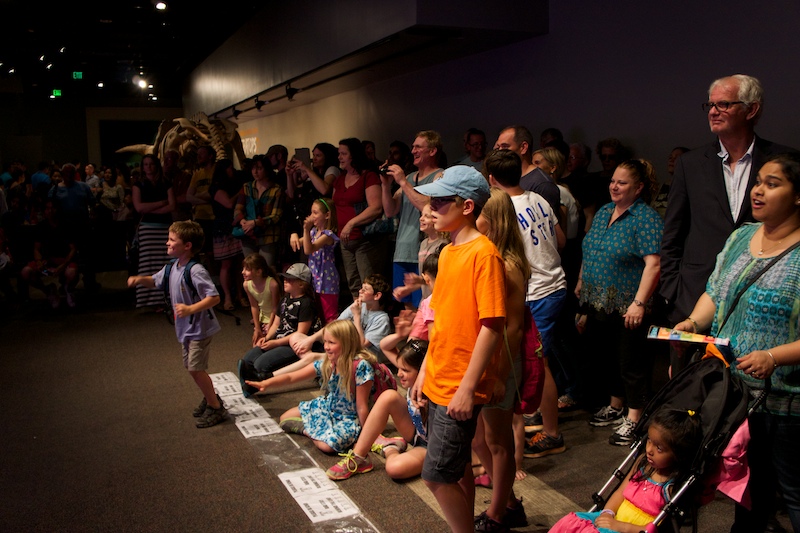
[
  {"xmin": 254, "ymin": 97, "xmax": 266, "ymax": 111},
  {"xmin": 232, "ymin": 107, "xmax": 242, "ymax": 119},
  {"xmin": 285, "ymin": 83, "xmax": 299, "ymax": 101}
]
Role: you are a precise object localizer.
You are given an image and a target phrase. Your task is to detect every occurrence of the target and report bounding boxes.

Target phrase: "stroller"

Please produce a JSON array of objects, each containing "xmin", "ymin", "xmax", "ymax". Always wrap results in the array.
[{"xmin": 588, "ymin": 350, "xmax": 755, "ymax": 532}]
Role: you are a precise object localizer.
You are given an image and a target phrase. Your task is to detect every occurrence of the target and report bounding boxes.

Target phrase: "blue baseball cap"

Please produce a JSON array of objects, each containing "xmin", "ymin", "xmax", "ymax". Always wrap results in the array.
[{"xmin": 414, "ymin": 165, "xmax": 490, "ymax": 208}]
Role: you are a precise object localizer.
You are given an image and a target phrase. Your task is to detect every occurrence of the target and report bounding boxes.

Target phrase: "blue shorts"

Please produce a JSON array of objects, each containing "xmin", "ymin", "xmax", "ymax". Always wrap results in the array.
[
  {"xmin": 421, "ymin": 401, "xmax": 481, "ymax": 484},
  {"xmin": 393, "ymin": 262, "xmax": 421, "ymax": 307},
  {"xmin": 527, "ymin": 288, "xmax": 566, "ymax": 358}
]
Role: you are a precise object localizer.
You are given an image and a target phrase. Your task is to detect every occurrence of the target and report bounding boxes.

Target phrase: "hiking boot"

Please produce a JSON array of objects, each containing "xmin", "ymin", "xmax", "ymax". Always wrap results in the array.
[
  {"xmin": 474, "ymin": 511, "xmax": 510, "ymax": 532},
  {"xmin": 193, "ymin": 394, "xmax": 223, "ymax": 417},
  {"xmin": 370, "ymin": 435, "xmax": 407, "ymax": 457},
  {"xmin": 589, "ymin": 405, "xmax": 624, "ymax": 427},
  {"xmin": 523, "ymin": 431, "xmax": 565, "ymax": 458},
  {"xmin": 503, "ymin": 498, "xmax": 528, "ymax": 528},
  {"xmin": 238, "ymin": 359, "xmax": 258, "ymax": 398},
  {"xmin": 326, "ymin": 450, "xmax": 373, "ymax": 480},
  {"xmin": 609, "ymin": 416, "xmax": 637, "ymax": 446},
  {"xmin": 279, "ymin": 417, "xmax": 305, "ymax": 435},
  {"xmin": 196, "ymin": 404, "xmax": 227, "ymax": 428},
  {"xmin": 523, "ymin": 411, "xmax": 543, "ymax": 433}
]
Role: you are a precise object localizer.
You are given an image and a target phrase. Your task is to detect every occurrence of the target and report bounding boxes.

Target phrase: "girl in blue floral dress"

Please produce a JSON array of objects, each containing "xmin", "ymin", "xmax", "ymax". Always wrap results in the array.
[
  {"xmin": 303, "ymin": 198, "xmax": 340, "ymax": 324},
  {"xmin": 245, "ymin": 319, "xmax": 374, "ymax": 453}
]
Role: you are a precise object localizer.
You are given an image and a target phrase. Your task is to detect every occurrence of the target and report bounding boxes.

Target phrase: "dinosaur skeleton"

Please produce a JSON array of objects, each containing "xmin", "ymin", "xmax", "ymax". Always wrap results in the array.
[{"xmin": 116, "ymin": 112, "xmax": 247, "ymax": 169}]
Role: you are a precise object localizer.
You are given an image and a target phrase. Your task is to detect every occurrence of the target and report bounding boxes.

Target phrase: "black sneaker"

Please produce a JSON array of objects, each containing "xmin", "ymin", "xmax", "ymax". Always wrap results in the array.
[
  {"xmin": 523, "ymin": 411, "xmax": 543, "ymax": 433},
  {"xmin": 588, "ymin": 405, "xmax": 624, "ymax": 427},
  {"xmin": 503, "ymin": 498, "xmax": 528, "ymax": 528},
  {"xmin": 238, "ymin": 359, "xmax": 258, "ymax": 398},
  {"xmin": 196, "ymin": 404, "xmax": 227, "ymax": 428},
  {"xmin": 474, "ymin": 511, "xmax": 510, "ymax": 532},
  {"xmin": 523, "ymin": 431, "xmax": 565, "ymax": 458}
]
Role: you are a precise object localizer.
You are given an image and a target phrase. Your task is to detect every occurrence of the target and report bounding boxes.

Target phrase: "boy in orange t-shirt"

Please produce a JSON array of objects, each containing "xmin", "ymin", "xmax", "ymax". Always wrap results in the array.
[{"xmin": 413, "ymin": 166, "xmax": 506, "ymax": 533}]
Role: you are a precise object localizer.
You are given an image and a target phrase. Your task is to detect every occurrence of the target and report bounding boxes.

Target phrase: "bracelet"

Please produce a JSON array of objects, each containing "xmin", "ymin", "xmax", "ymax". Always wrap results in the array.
[
  {"xmin": 686, "ymin": 316, "xmax": 699, "ymax": 333},
  {"xmin": 767, "ymin": 350, "xmax": 779, "ymax": 369},
  {"xmin": 600, "ymin": 509, "xmax": 616, "ymax": 518}
]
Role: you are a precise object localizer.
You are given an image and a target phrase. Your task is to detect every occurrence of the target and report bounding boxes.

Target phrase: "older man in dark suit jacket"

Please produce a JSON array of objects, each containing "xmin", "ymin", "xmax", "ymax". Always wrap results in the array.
[{"xmin": 660, "ymin": 74, "xmax": 796, "ymax": 356}]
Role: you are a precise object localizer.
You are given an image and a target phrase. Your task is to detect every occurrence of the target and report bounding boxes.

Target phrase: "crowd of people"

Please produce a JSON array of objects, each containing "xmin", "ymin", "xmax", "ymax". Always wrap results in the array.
[{"xmin": 2, "ymin": 72, "xmax": 799, "ymax": 533}]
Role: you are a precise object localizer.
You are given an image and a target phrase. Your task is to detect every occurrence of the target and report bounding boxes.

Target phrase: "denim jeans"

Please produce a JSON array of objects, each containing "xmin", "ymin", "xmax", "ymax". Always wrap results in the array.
[{"xmin": 242, "ymin": 345, "xmax": 298, "ymax": 375}]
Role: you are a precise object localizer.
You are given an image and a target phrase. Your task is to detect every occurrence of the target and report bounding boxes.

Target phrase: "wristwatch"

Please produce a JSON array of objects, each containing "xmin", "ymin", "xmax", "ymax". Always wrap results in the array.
[{"xmin": 633, "ymin": 299, "xmax": 644, "ymax": 307}]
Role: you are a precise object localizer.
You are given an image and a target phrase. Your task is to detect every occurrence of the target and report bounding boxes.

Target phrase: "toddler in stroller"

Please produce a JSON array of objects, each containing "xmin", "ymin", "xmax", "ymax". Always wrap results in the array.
[{"xmin": 550, "ymin": 353, "xmax": 751, "ymax": 533}]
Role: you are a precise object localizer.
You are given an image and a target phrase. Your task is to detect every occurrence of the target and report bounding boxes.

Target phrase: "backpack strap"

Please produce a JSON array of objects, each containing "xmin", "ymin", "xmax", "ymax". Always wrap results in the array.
[
  {"xmin": 183, "ymin": 259, "xmax": 214, "ymax": 323},
  {"xmin": 163, "ymin": 258, "xmax": 178, "ymax": 303}
]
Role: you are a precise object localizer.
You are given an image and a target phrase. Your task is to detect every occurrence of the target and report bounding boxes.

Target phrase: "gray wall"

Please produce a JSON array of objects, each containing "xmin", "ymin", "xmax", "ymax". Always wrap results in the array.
[{"xmin": 219, "ymin": 0, "xmax": 800, "ymax": 178}]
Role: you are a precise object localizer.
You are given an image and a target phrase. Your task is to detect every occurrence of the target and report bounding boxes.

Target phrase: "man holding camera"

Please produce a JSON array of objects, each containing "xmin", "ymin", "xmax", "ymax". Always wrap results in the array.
[{"xmin": 382, "ymin": 130, "xmax": 445, "ymax": 308}]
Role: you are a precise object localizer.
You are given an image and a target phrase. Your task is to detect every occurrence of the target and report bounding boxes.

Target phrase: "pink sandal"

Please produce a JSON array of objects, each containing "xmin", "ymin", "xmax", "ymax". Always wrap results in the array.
[{"xmin": 474, "ymin": 473, "xmax": 492, "ymax": 488}]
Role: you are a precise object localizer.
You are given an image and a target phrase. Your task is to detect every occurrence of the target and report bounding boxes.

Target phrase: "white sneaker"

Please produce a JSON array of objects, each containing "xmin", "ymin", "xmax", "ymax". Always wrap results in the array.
[{"xmin": 609, "ymin": 417, "xmax": 637, "ymax": 446}]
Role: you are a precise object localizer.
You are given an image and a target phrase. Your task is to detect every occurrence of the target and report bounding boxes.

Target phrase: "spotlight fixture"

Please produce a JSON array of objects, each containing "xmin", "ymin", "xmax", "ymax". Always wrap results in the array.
[
  {"xmin": 97, "ymin": 82, "xmax": 104, "ymax": 88},
  {"xmin": 155, "ymin": 2, "xmax": 167, "ymax": 10},
  {"xmin": 254, "ymin": 97, "xmax": 266, "ymax": 111},
  {"xmin": 59, "ymin": 47, "xmax": 66, "ymax": 53},
  {"xmin": 137, "ymin": 79, "xmax": 147, "ymax": 88},
  {"xmin": 232, "ymin": 107, "xmax": 242, "ymax": 119},
  {"xmin": 285, "ymin": 84, "xmax": 299, "ymax": 101}
]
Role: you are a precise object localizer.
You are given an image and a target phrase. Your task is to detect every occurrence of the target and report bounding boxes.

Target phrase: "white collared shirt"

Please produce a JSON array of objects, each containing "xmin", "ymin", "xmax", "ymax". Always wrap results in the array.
[{"xmin": 718, "ymin": 139, "xmax": 755, "ymax": 222}]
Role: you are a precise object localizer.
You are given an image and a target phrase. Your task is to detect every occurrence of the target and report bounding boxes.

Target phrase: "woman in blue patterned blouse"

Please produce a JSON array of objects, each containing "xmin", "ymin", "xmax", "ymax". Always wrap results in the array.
[
  {"xmin": 576, "ymin": 159, "xmax": 663, "ymax": 446},
  {"xmin": 674, "ymin": 154, "xmax": 800, "ymax": 532}
]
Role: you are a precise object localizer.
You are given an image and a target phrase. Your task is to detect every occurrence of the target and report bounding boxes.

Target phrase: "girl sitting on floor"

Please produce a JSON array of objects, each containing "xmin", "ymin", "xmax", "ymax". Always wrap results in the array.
[
  {"xmin": 325, "ymin": 339, "xmax": 429, "ymax": 481},
  {"xmin": 245, "ymin": 320, "xmax": 374, "ymax": 454},
  {"xmin": 549, "ymin": 407, "xmax": 702, "ymax": 533},
  {"xmin": 242, "ymin": 253, "xmax": 281, "ymax": 347}
]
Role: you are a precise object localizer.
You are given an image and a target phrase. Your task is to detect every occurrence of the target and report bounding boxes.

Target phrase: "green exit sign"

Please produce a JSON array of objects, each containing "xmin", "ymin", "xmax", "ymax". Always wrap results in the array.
[
  {"xmin": 52, "ymin": 89, "xmax": 62, "ymax": 97},
  {"xmin": 72, "ymin": 71, "xmax": 83, "ymax": 80}
]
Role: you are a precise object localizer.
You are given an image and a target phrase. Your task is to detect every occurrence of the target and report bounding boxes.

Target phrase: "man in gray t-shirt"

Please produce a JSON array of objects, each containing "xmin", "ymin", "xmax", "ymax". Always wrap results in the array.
[{"xmin": 382, "ymin": 130, "xmax": 445, "ymax": 308}]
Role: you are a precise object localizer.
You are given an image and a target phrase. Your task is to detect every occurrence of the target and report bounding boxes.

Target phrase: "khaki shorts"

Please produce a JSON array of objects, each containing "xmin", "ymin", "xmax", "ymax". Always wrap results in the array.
[{"xmin": 182, "ymin": 337, "xmax": 213, "ymax": 371}]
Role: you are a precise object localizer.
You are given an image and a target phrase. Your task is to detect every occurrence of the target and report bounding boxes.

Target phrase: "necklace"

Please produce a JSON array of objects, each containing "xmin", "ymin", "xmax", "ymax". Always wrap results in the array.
[{"xmin": 759, "ymin": 226, "xmax": 800, "ymax": 256}]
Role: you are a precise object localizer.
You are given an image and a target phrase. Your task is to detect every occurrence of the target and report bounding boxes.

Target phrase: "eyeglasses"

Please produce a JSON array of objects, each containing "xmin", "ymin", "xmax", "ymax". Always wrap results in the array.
[
  {"xmin": 702, "ymin": 101, "xmax": 744, "ymax": 112},
  {"xmin": 429, "ymin": 196, "xmax": 457, "ymax": 210}
]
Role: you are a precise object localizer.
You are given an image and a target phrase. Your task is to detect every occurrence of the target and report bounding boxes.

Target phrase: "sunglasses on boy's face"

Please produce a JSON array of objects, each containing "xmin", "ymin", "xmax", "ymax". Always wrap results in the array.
[{"xmin": 429, "ymin": 196, "xmax": 457, "ymax": 211}]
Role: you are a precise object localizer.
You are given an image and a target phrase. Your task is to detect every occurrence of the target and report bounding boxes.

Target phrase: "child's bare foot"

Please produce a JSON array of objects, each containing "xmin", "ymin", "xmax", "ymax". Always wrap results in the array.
[{"xmin": 515, "ymin": 469, "xmax": 527, "ymax": 481}]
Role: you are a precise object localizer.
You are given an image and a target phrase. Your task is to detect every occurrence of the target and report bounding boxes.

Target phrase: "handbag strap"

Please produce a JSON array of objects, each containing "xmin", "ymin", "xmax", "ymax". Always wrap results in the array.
[
  {"xmin": 718, "ymin": 239, "xmax": 800, "ymax": 333},
  {"xmin": 503, "ymin": 327, "xmax": 523, "ymax": 406}
]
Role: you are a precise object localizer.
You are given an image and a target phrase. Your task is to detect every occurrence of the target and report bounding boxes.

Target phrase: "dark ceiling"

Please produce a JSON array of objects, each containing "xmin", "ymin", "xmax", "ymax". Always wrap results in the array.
[{"xmin": 0, "ymin": 0, "xmax": 267, "ymax": 106}]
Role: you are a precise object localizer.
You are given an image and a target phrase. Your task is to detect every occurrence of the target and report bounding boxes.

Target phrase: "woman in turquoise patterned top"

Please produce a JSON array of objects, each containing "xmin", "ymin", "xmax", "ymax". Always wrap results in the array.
[
  {"xmin": 674, "ymin": 155, "xmax": 800, "ymax": 532},
  {"xmin": 577, "ymin": 159, "xmax": 663, "ymax": 446}
]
